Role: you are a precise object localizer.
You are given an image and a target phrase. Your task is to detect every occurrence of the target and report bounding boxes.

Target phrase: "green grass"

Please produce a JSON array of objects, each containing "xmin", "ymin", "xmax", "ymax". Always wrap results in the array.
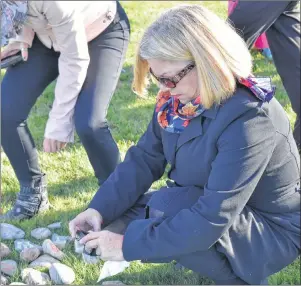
[{"xmin": 1, "ymin": 1, "xmax": 299, "ymax": 285}]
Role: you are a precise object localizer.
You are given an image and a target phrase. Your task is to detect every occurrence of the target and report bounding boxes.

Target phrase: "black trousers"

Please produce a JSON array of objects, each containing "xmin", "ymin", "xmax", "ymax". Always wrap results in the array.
[
  {"xmin": 1, "ymin": 2, "xmax": 130, "ymax": 186},
  {"xmin": 228, "ymin": 1, "xmax": 300, "ymax": 147}
]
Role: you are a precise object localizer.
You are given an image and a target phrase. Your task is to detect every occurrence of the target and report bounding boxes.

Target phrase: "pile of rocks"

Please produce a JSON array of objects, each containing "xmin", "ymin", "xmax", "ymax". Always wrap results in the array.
[{"xmin": 1, "ymin": 222, "xmax": 76, "ymax": 285}]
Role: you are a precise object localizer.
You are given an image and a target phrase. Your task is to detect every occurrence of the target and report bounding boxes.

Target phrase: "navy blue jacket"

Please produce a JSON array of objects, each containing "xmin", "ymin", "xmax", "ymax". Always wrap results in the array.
[{"xmin": 89, "ymin": 84, "xmax": 300, "ymax": 262}]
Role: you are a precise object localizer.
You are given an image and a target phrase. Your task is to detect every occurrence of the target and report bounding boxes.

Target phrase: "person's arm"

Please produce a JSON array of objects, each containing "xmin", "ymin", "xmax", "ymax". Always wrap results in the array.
[
  {"xmin": 41, "ymin": 1, "xmax": 90, "ymax": 142},
  {"xmin": 122, "ymin": 107, "xmax": 276, "ymax": 261},
  {"xmin": 88, "ymin": 111, "xmax": 167, "ymax": 225}
]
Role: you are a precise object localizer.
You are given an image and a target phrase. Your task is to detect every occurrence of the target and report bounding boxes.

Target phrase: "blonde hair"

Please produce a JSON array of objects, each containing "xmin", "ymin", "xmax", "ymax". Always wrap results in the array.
[{"xmin": 132, "ymin": 4, "xmax": 252, "ymax": 108}]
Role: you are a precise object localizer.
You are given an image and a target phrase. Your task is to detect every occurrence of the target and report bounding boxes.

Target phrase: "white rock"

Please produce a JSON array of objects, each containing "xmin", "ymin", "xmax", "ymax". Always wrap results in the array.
[
  {"xmin": 1, "ymin": 275, "xmax": 8, "ymax": 285},
  {"xmin": 20, "ymin": 248, "xmax": 41, "ymax": 263},
  {"xmin": 49, "ymin": 263, "xmax": 75, "ymax": 285},
  {"xmin": 0, "ymin": 242, "xmax": 11, "ymax": 258},
  {"xmin": 74, "ymin": 239, "xmax": 84, "ymax": 254},
  {"xmin": 21, "ymin": 268, "xmax": 50, "ymax": 285},
  {"xmin": 9, "ymin": 283, "xmax": 26, "ymax": 285},
  {"xmin": 82, "ymin": 252, "xmax": 100, "ymax": 264},
  {"xmin": 14, "ymin": 239, "xmax": 42, "ymax": 252},
  {"xmin": 0, "ymin": 260, "xmax": 18, "ymax": 277},
  {"xmin": 31, "ymin": 228, "xmax": 52, "ymax": 240},
  {"xmin": 97, "ymin": 261, "xmax": 130, "ymax": 283},
  {"xmin": 0, "ymin": 224, "xmax": 25, "ymax": 240},
  {"xmin": 42, "ymin": 239, "xmax": 65, "ymax": 261},
  {"xmin": 51, "ymin": 233, "xmax": 71, "ymax": 250},
  {"xmin": 102, "ymin": 281, "xmax": 126, "ymax": 285},
  {"xmin": 29, "ymin": 254, "xmax": 60, "ymax": 269},
  {"xmin": 47, "ymin": 222, "xmax": 62, "ymax": 229}
]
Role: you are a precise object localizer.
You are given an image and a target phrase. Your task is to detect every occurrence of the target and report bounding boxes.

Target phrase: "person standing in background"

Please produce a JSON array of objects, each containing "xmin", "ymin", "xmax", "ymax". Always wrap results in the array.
[
  {"xmin": 228, "ymin": 0, "xmax": 273, "ymax": 61},
  {"xmin": 228, "ymin": 1, "xmax": 300, "ymax": 149},
  {"xmin": 0, "ymin": 1, "xmax": 130, "ymax": 220}
]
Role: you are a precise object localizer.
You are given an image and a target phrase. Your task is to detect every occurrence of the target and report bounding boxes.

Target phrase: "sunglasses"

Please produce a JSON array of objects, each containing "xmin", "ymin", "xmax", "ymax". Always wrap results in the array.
[{"xmin": 149, "ymin": 63, "xmax": 195, "ymax": 89}]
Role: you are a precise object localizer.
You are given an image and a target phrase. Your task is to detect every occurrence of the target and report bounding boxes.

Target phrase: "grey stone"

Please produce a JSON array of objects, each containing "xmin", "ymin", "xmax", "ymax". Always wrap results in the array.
[
  {"xmin": 29, "ymin": 254, "xmax": 60, "ymax": 269},
  {"xmin": 31, "ymin": 228, "xmax": 52, "ymax": 240},
  {"xmin": 74, "ymin": 239, "xmax": 84, "ymax": 254},
  {"xmin": 47, "ymin": 222, "xmax": 62, "ymax": 230},
  {"xmin": 0, "ymin": 243, "xmax": 11, "ymax": 258},
  {"xmin": 14, "ymin": 239, "xmax": 42, "ymax": 253},
  {"xmin": 20, "ymin": 248, "xmax": 41, "ymax": 263},
  {"xmin": 0, "ymin": 260, "xmax": 18, "ymax": 277},
  {"xmin": 1, "ymin": 275, "xmax": 8, "ymax": 285},
  {"xmin": 51, "ymin": 233, "xmax": 71, "ymax": 250},
  {"xmin": 49, "ymin": 263, "xmax": 75, "ymax": 285},
  {"xmin": 0, "ymin": 224, "xmax": 25, "ymax": 240},
  {"xmin": 102, "ymin": 281, "xmax": 126, "ymax": 285},
  {"xmin": 42, "ymin": 239, "xmax": 65, "ymax": 261},
  {"xmin": 82, "ymin": 252, "xmax": 100, "ymax": 264},
  {"xmin": 21, "ymin": 268, "xmax": 50, "ymax": 285}
]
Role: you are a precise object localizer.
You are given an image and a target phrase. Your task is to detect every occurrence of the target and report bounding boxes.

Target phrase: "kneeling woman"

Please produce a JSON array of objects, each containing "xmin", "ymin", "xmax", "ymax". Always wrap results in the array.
[{"xmin": 69, "ymin": 4, "xmax": 300, "ymax": 285}]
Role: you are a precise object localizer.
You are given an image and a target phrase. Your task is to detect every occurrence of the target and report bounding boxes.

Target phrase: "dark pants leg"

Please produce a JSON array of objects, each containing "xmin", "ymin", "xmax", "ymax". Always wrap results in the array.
[
  {"xmin": 105, "ymin": 191, "xmax": 299, "ymax": 285},
  {"xmin": 74, "ymin": 3, "xmax": 130, "ymax": 185},
  {"xmin": 1, "ymin": 37, "xmax": 59, "ymax": 186},
  {"xmin": 228, "ymin": 1, "xmax": 301, "ymax": 147},
  {"xmin": 103, "ymin": 190, "xmax": 248, "ymax": 285},
  {"xmin": 1, "ymin": 2, "xmax": 130, "ymax": 187}
]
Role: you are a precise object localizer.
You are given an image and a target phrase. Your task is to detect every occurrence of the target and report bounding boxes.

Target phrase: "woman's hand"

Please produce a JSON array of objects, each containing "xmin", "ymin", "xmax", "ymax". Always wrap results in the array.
[
  {"xmin": 1, "ymin": 42, "xmax": 29, "ymax": 61},
  {"xmin": 80, "ymin": 230, "xmax": 125, "ymax": 261},
  {"xmin": 69, "ymin": 208, "xmax": 103, "ymax": 239},
  {"xmin": 43, "ymin": 138, "xmax": 67, "ymax": 153}
]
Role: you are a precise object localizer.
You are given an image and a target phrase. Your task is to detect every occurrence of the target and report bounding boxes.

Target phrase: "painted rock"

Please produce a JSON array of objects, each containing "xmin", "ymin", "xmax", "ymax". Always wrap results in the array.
[
  {"xmin": 31, "ymin": 228, "xmax": 52, "ymax": 240},
  {"xmin": 14, "ymin": 239, "xmax": 42, "ymax": 253},
  {"xmin": 29, "ymin": 254, "xmax": 60, "ymax": 269},
  {"xmin": 47, "ymin": 222, "xmax": 62, "ymax": 230},
  {"xmin": 42, "ymin": 239, "xmax": 65, "ymax": 261},
  {"xmin": 0, "ymin": 260, "xmax": 18, "ymax": 277},
  {"xmin": 21, "ymin": 268, "xmax": 50, "ymax": 285},
  {"xmin": 20, "ymin": 247, "xmax": 41, "ymax": 263},
  {"xmin": 0, "ymin": 224, "xmax": 25, "ymax": 240},
  {"xmin": 0, "ymin": 243, "xmax": 11, "ymax": 258},
  {"xmin": 49, "ymin": 263, "xmax": 75, "ymax": 285}
]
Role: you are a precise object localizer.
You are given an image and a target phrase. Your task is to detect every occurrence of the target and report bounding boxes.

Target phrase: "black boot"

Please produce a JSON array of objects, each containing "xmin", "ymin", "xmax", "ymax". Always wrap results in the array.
[{"xmin": 0, "ymin": 176, "xmax": 49, "ymax": 220}]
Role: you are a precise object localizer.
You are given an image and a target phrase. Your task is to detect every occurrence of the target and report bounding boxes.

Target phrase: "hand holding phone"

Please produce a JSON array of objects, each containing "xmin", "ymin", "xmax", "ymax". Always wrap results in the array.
[{"xmin": 1, "ymin": 52, "xmax": 23, "ymax": 69}]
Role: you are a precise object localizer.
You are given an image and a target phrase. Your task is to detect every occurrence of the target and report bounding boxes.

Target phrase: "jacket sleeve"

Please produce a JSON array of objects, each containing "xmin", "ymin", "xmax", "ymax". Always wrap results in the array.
[
  {"xmin": 42, "ymin": 1, "xmax": 90, "ymax": 142},
  {"xmin": 122, "ymin": 108, "xmax": 276, "ymax": 261},
  {"xmin": 88, "ymin": 111, "xmax": 167, "ymax": 225}
]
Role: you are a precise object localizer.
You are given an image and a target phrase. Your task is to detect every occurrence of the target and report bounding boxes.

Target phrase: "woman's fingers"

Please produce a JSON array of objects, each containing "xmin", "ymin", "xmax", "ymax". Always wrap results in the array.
[
  {"xmin": 43, "ymin": 138, "xmax": 51, "ymax": 153},
  {"xmin": 0, "ymin": 42, "xmax": 28, "ymax": 60},
  {"xmin": 80, "ymin": 231, "xmax": 102, "ymax": 244},
  {"xmin": 20, "ymin": 42, "xmax": 29, "ymax": 61},
  {"xmin": 84, "ymin": 238, "xmax": 100, "ymax": 254},
  {"xmin": 43, "ymin": 138, "xmax": 67, "ymax": 153},
  {"xmin": 1, "ymin": 48, "xmax": 18, "ymax": 59},
  {"xmin": 68, "ymin": 220, "xmax": 77, "ymax": 238},
  {"xmin": 57, "ymin": 141, "xmax": 67, "ymax": 151}
]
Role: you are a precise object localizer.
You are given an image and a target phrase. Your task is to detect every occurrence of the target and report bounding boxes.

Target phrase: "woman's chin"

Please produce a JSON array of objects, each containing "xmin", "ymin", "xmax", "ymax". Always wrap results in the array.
[{"xmin": 179, "ymin": 98, "xmax": 189, "ymax": 104}]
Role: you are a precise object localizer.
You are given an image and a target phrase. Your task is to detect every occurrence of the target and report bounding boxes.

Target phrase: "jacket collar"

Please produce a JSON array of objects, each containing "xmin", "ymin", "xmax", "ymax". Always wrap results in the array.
[{"xmin": 176, "ymin": 104, "xmax": 220, "ymax": 150}]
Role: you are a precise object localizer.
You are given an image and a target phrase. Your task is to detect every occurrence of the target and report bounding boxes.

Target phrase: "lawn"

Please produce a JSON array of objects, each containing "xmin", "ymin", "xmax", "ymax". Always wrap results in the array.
[{"xmin": 1, "ymin": 1, "xmax": 300, "ymax": 285}]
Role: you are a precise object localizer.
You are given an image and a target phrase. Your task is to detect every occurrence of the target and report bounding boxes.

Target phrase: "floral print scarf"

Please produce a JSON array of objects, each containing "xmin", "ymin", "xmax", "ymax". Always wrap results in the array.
[
  {"xmin": 1, "ymin": 0, "xmax": 28, "ymax": 47},
  {"xmin": 155, "ymin": 76, "xmax": 276, "ymax": 133}
]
